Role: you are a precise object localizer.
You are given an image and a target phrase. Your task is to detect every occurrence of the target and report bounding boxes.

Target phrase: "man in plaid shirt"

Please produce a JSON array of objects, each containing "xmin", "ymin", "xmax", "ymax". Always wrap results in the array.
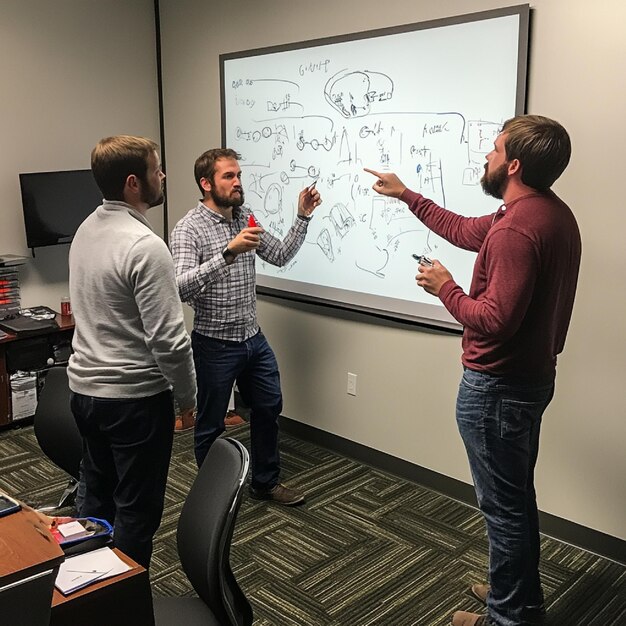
[{"xmin": 170, "ymin": 148, "xmax": 321, "ymax": 505}]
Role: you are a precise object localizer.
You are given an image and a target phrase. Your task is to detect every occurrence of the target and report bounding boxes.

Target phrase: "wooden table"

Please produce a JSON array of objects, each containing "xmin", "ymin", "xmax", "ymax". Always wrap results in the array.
[
  {"xmin": 0, "ymin": 506, "xmax": 64, "ymax": 625},
  {"xmin": 0, "ymin": 507, "xmax": 154, "ymax": 626},
  {"xmin": 51, "ymin": 547, "xmax": 154, "ymax": 626}
]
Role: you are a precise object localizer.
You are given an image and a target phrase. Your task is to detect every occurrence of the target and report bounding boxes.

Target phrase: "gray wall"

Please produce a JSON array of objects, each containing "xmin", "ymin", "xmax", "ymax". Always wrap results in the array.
[
  {"xmin": 0, "ymin": 0, "xmax": 162, "ymax": 308},
  {"xmin": 159, "ymin": 0, "xmax": 626, "ymax": 541},
  {"xmin": 0, "ymin": 1, "xmax": 623, "ymax": 542}
]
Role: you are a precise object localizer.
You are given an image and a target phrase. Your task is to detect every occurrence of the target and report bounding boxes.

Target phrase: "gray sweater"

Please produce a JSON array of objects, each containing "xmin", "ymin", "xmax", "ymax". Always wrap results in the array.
[{"xmin": 68, "ymin": 201, "xmax": 196, "ymax": 410}]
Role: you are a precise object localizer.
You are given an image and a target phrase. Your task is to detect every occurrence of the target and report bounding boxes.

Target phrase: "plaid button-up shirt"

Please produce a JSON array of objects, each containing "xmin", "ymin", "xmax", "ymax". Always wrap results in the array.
[{"xmin": 170, "ymin": 202, "xmax": 309, "ymax": 342}]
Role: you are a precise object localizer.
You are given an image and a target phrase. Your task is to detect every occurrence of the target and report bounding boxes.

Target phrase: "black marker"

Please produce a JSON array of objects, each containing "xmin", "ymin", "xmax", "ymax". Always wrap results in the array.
[{"xmin": 412, "ymin": 253, "xmax": 434, "ymax": 267}]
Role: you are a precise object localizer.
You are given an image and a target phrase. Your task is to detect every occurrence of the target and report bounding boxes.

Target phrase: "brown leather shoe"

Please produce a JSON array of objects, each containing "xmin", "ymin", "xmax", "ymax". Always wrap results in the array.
[
  {"xmin": 224, "ymin": 410, "xmax": 247, "ymax": 428},
  {"xmin": 466, "ymin": 585, "xmax": 545, "ymax": 622},
  {"xmin": 451, "ymin": 611, "xmax": 488, "ymax": 626},
  {"xmin": 249, "ymin": 483, "xmax": 305, "ymax": 506},
  {"xmin": 470, "ymin": 583, "xmax": 489, "ymax": 605},
  {"xmin": 175, "ymin": 413, "xmax": 195, "ymax": 432}
]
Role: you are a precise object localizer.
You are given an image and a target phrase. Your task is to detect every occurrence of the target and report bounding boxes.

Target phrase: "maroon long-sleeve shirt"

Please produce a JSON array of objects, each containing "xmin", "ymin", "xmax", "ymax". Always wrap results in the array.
[{"xmin": 401, "ymin": 189, "xmax": 581, "ymax": 382}]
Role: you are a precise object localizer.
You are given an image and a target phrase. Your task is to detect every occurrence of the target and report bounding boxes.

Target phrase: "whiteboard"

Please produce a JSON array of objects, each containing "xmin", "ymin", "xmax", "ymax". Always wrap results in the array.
[{"xmin": 220, "ymin": 6, "xmax": 529, "ymax": 330}]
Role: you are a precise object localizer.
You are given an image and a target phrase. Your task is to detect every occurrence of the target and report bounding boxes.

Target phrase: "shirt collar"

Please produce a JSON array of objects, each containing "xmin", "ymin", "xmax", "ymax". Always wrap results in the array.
[
  {"xmin": 102, "ymin": 200, "xmax": 154, "ymax": 231},
  {"xmin": 502, "ymin": 190, "xmax": 548, "ymax": 211},
  {"xmin": 196, "ymin": 200, "xmax": 244, "ymax": 222}
]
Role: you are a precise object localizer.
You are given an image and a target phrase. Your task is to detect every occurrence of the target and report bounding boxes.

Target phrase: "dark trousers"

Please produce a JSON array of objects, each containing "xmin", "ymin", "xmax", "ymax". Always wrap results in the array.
[
  {"xmin": 70, "ymin": 389, "xmax": 175, "ymax": 569},
  {"xmin": 192, "ymin": 330, "xmax": 282, "ymax": 489}
]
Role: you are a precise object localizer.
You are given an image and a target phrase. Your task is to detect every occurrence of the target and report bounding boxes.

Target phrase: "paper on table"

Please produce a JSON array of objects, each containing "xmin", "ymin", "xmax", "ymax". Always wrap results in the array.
[
  {"xmin": 55, "ymin": 546, "xmax": 131, "ymax": 595},
  {"xmin": 57, "ymin": 520, "xmax": 91, "ymax": 538}
]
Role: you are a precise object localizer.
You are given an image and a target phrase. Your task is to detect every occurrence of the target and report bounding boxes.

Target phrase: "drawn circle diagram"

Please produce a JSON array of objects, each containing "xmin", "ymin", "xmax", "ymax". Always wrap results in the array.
[
  {"xmin": 264, "ymin": 183, "xmax": 283, "ymax": 216},
  {"xmin": 324, "ymin": 69, "xmax": 394, "ymax": 119},
  {"xmin": 325, "ymin": 71, "xmax": 372, "ymax": 118}
]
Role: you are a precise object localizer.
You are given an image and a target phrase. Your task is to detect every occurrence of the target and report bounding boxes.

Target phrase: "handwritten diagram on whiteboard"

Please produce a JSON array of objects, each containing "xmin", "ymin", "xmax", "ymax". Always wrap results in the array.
[{"xmin": 221, "ymin": 8, "xmax": 528, "ymax": 329}]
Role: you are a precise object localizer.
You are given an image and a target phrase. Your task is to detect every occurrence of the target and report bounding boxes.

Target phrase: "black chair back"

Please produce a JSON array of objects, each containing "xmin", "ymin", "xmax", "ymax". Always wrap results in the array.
[
  {"xmin": 177, "ymin": 437, "xmax": 253, "ymax": 626},
  {"xmin": 33, "ymin": 366, "xmax": 82, "ymax": 481}
]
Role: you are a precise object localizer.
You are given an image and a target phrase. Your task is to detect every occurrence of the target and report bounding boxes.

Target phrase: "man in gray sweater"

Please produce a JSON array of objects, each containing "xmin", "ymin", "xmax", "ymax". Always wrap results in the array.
[{"xmin": 68, "ymin": 135, "xmax": 196, "ymax": 568}]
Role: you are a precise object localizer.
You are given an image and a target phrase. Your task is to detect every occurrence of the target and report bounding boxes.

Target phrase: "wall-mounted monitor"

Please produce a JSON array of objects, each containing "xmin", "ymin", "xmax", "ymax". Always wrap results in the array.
[
  {"xmin": 19, "ymin": 169, "xmax": 102, "ymax": 252},
  {"xmin": 220, "ymin": 5, "xmax": 529, "ymax": 331}
]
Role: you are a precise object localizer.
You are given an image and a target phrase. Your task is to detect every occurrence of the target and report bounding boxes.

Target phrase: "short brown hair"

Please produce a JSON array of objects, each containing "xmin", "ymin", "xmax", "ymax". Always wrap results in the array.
[
  {"xmin": 501, "ymin": 115, "xmax": 571, "ymax": 191},
  {"xmin": 194, "ymin": 148, "xmax": 241, "ymax": 194},
  {"xmin": 91, "ymin": 135, "xmax": 159, "ymax": 201}
]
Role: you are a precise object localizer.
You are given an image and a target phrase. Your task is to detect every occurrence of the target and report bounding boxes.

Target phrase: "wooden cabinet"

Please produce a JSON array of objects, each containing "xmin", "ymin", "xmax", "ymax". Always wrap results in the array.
[{"xmin": 0, "ymin": 314, "xmax": 74, "ymax": 426}]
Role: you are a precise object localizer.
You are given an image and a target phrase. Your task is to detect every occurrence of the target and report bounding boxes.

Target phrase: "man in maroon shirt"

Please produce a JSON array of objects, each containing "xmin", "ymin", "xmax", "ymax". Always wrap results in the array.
[{"xmin": 366, "ymin": 115, "xmax": 581, "ymax": 626}]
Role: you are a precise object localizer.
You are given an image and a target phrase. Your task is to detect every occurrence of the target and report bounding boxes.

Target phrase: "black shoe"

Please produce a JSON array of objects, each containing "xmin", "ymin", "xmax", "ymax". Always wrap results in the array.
[{"xmin": 249, "ymin": 483, "xmax": 305, "ymax": 506}]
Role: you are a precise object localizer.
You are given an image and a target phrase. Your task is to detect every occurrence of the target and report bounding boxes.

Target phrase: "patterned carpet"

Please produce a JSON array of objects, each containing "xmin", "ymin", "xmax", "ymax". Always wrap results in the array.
[{"xmin": 1, "ymin": 422, "xmax": 624, "ymax": 625}]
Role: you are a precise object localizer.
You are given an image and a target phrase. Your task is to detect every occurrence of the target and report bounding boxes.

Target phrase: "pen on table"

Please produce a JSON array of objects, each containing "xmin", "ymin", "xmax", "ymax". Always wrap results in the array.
[
  {"xmin": 70, "ymin": 570, "xmax": 108, "ymax": 583},
  {"xmin": 69, "ymin": 570, "xmax": 101, "ymax": 582}
]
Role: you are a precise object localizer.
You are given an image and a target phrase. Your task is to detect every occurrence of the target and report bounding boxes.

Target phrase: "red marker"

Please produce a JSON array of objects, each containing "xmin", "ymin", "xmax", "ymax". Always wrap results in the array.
[{"xmin": 247, "ymin": 214, "xmax": 258, "ymax": 227}]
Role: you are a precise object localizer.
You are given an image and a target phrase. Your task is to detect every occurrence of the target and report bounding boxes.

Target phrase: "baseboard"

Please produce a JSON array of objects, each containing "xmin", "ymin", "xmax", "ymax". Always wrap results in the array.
[{"xmin": 279, "ymin": 415, "xmax": 626, "ymax": 565}]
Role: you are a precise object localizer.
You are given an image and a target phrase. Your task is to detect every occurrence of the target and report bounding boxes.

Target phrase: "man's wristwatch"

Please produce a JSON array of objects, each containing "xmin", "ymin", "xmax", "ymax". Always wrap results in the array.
[{"xmin": 222, "ymin": 246, "xmax": 235, "ymax": 263}]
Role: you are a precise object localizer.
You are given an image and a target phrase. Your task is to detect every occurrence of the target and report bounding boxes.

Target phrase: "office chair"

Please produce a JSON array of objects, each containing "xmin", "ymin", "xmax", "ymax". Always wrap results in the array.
[
  {"xmin": 153, "ymin": 437, "xmax": 253, "ymax": 626},
  {"xmin": 33, "ymin": 366, "xmax": 83, "ymax": 510}
]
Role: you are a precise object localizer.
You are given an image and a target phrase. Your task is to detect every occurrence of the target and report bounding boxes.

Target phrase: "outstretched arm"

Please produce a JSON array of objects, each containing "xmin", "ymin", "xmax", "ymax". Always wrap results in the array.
[{"xmin": 363, "ymin": 168, "xmax": 408, "ymax": 198}]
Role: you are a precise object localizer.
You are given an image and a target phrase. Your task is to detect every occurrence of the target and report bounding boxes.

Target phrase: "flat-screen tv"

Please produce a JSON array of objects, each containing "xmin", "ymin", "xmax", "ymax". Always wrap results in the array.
[{"xmin": 19, "ymin": 169, "xmax": 102, "ymax": 250}]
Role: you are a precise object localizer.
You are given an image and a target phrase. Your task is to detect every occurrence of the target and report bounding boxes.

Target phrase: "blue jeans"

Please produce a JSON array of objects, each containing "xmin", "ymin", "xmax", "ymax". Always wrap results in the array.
[
  {"xmin": 456, "ymin": 369, "xmax": 554, "ymax": 626},
  {"xmin": 70, "ymin": 389, "xmax": 174, "ymax": 569},
  {"xmin": 192, "ymin": 330, "xmax": 282, "ymax": 489}
]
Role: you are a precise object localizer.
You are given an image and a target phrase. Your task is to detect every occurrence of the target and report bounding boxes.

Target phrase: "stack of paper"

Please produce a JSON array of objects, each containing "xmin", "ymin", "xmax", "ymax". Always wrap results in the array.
[
  {"xmin": 54, "ymin": 546, "xmax": 131, "ymax": 595},
  {"xmin": 57, "ymin": 520, "xmax": 93, "ymax": 540}
]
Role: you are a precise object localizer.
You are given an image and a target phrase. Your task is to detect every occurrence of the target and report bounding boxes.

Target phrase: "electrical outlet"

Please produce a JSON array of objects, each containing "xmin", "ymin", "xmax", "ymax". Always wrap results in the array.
[{"xmin": 347, "ymin": 372, "xmax": 357, "ymax": 396}]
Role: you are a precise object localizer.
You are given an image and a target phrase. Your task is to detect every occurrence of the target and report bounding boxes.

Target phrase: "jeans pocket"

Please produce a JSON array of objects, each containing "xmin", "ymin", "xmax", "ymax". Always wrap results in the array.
[
  {"xmin": 498, "ymin": 397, "xmax": 544, "ymax": 440},
  {"xmin": 193, "ymin": 334, "xmax": 229, "ymax": 355}
]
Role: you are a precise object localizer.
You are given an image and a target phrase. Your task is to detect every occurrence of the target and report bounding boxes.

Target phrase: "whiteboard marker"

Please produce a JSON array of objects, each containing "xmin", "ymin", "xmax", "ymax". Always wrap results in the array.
[{"xmin": 412, "ymin": 253, "xmax": 434, "ymax": 267}]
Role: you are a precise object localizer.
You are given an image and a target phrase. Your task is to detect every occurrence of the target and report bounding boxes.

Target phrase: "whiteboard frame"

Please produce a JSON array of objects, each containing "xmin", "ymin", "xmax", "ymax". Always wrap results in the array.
[{"xmin": 220, "ymin": 5, "xmax": 530, "ymax": 332}]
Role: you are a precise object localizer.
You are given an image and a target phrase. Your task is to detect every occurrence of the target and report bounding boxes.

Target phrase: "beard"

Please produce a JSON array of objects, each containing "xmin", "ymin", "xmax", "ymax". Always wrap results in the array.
[
  {"xmin": 480, "ymin": 162, "xmax": 508, "ymax": 199},
  {"xmin": 210, "ymin": 186, "xmax": 245, "ymax": 208},
  {"xmin": 140, "ymin": 179, "xmax": 164, "ymax": 208},
  {"xmin": 145, "ymin": 190, "xmax": 164, "ymax": 208}
]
